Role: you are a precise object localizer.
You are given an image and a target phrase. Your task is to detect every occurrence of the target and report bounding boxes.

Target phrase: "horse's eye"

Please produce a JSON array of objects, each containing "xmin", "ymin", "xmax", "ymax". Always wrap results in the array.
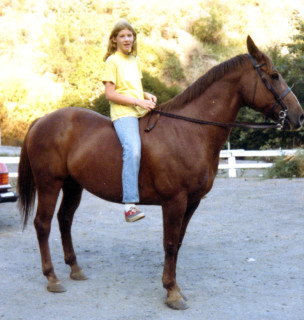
[{"xmin": 271, "ymin": 73, "xmax": 279, "ymax": 80}]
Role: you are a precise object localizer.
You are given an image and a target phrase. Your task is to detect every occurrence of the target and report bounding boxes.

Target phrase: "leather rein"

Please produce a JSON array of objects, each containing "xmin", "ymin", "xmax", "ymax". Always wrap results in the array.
[{"xmin": 145, "ymin": 54, "xmax": 290, "ymax": 133}]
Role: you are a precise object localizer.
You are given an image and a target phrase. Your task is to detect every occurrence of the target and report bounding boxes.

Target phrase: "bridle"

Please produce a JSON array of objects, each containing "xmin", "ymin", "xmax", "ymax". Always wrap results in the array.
[
  {"xmin": 248, "ymin": 53, "xmax": 290, "ymax": 130},
  {"xmin": 145, "ymin": 54, "xmax": 291, "ymax": 132}
]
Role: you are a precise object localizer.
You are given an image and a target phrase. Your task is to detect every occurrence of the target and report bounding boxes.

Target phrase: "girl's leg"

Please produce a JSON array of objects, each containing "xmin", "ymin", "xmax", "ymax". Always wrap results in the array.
[{"xmin": 113, "ymin": 116, "xmax": 141, "ymax": 203}]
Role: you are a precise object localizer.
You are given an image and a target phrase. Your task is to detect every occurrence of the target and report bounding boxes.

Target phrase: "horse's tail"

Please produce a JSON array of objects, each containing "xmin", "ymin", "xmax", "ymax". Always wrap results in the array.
[{"xmin": 17, "ymin": 119, "xmax": 40, "ymax": 229}]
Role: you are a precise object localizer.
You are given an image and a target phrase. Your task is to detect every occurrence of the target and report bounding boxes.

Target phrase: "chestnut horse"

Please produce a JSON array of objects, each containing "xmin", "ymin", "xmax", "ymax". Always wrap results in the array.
[{"xmin": 18, "ymin": 37, "xmax": 303, "ymax": 309}]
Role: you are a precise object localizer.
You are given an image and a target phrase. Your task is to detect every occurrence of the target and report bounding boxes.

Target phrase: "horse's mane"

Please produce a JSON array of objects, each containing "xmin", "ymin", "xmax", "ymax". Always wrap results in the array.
[{"xmin": 160, "ymin": 54, "xmax": 249, "ymax": 111}]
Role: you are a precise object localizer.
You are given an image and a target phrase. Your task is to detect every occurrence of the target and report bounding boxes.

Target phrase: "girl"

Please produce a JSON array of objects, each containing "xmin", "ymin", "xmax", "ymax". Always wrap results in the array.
[{"xmin": 103, "ymin": 19, "xmax": 157, "ymax": 222}]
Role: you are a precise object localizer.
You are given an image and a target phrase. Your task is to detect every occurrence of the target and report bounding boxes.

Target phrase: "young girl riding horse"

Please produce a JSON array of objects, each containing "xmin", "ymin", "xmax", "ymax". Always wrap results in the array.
[{"xmin": 103, "ymin": 19, "xmax": 157, "ymax": 222}]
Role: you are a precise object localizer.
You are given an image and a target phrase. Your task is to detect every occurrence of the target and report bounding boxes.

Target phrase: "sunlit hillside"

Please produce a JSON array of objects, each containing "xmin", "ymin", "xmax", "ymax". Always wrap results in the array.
[{"xmin": 0, "ymin": 0, "xmax": 304, "ymax": 145}]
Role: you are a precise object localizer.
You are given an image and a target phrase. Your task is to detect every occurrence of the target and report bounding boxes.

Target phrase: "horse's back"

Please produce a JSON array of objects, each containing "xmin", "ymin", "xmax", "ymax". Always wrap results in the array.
[
  {"xmin": 27, "ymin": 107, "xmax": 111, "ymax": 143},
  {"xmin": 26, "ymin": 107, "xmax": 115, "ymax": 161},
  {"xmin": 25, "ymin": 107, "xmax": 124, "ymax": 200}
]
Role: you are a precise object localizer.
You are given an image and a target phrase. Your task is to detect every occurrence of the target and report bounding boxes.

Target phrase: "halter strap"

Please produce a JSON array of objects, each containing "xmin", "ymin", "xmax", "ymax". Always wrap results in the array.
[
  {"xmin": 265, "ymin": 86, "xmax": 291, "ymax": 118},
  {"xmin": 248, "ymin": 54, "xmax": 290, "ymax": 113}
]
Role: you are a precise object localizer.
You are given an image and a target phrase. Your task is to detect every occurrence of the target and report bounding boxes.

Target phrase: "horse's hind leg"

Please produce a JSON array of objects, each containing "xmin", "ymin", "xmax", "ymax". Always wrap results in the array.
[
  {"xmin": 57, "ymin": 177, "xmax": 87, "ymax": 281},
  {"xmin": 34, "ymin": 182, "xmax": 65, "ymax": 292}
]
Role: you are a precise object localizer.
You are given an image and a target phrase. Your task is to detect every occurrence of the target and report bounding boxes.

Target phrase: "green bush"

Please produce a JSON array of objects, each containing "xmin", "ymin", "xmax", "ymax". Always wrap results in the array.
[
  {"xmin": 90, "ymin": 94, "xmax": 110, "ymax": 118},
  {"xmin": 159, "ymin": 50, "xmax": 185, "ymax": 83},
  {"xmin": 266, "ymin": 150, "xmax": 304, "ymax": 178},
  {"xmin": 190, "ymin": 5, "xmax": 224, "ymax": 45},
  {"xmin": 141, "ymin": 71, "xmax": 181, "ymax": 104}
]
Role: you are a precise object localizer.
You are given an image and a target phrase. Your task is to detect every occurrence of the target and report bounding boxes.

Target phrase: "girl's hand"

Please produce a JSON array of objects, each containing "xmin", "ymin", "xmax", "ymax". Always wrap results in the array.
[
  {"xmin": 136, "ymin": 92, "xmax": 157, "ymax": 111},
  {"xmin": 144, "ymin": 92, "xmax": 157, "ymax": 103},
  {"xmin": 135, "ymin": 98, "xmax": 156, "ymax": 111}
]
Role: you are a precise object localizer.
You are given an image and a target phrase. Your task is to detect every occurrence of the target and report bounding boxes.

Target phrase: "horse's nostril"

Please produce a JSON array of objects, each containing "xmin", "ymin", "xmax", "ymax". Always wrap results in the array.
[{"xmin": 300, "ymin": 113, "xmax": 304, "ymax": 127}]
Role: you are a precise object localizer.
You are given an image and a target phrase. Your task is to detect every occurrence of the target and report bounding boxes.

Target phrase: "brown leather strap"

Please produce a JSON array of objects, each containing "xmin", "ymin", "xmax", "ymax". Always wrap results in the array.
[{"xmin": 145, "ymin": 108, "xmax": 278, "ymax": 132}]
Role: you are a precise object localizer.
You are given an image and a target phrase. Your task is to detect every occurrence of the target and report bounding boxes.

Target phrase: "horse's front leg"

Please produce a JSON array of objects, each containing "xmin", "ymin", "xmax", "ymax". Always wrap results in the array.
[
  {"xmin": 174, "ymin": 200, "xmax": 201, "ymax": 301},
  {"xmin": 162, "ymin": 196, "xmax": 189, "ymax": 310}
]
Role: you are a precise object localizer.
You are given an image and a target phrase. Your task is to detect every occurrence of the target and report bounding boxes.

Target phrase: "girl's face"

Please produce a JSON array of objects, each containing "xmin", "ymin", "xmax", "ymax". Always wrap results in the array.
[{"xmin": 114, "ymin": 28, "xmax": 134, "ymax": 55}]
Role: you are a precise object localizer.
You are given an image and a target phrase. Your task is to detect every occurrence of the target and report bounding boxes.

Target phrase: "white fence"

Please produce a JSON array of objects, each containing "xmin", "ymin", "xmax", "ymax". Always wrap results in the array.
[
  {"xmin": 219, "ymin": 149, "xmax": 298, "ymax": 177},
  {"xmin": 0, "ymin": 149, "xmax": 299, "ymax": 178}
]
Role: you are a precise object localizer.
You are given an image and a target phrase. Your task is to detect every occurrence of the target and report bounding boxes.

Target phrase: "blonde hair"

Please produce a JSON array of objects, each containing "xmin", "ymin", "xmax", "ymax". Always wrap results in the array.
[{"xmin": 103, "ymin": 19, "xmax": 138, "ymax": 61}]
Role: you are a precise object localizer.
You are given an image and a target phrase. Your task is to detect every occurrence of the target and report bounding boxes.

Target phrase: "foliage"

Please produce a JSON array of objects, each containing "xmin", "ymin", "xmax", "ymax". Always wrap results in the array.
[
  {"xmin": 266, "ymin": 150, "xmax": 304, "ymax": 178},
  {"xmin": 0, "ymin": 72, "xmax": 62, "ymax": 145},
  {"xmin": 0, "ymin": 0, "xmax": 304, "ymax": 148},
  {"xmin": 159, "ymin": 50, "xmax": 185, "ymax": 83},
  {"xmin": 40, "ymin": 1, "xmax": 107, "ymax": 108},
  {"xmin": 190, "ymin": 3, "xmax": 225, "ymax": 45},
  {"xmin": 141, "ymin": 71, "xmax": 182, "ymax": 103},
  {"xmin": 90, "ymin": 94, "xmax": 110, "ymax": 118},
  {"xmin": 286, "ymin": 12, "xmax": 304, "ymax": 57},
  {"xmin": 266, "ymin": 14, "xmax": 304, "ymax": 104}
]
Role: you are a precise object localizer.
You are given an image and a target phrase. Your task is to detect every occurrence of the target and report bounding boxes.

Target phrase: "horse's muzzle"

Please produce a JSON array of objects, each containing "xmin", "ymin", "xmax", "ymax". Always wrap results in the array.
[{"xmin": 284, "ymin": 112, "xmax": 304, "ymax": 130}]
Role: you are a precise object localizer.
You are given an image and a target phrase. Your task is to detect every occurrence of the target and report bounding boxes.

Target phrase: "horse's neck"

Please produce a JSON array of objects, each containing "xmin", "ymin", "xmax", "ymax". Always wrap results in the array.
[
  {"xmin": 182, "ymin": 77, "xmax": 242, "ymax": 152},
  {"xmin": 180, "ymin": 78, "xmax": 242, "ymax": 125}
]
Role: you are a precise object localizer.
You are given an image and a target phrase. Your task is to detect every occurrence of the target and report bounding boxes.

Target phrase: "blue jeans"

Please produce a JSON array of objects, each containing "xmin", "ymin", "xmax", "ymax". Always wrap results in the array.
[{"xmin": 113, "ymin": 117, "xmax": 141, "ymax": 203}]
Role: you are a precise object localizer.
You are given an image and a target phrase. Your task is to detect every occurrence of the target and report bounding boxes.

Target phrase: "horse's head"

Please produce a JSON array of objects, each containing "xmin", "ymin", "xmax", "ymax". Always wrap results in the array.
[{"xmin": 244, "ymin": 36, "xmax": 304, "ymax": 130}]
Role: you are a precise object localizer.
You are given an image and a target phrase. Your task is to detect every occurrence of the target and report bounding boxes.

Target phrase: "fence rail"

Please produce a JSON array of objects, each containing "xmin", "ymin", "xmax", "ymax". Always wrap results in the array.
[
  {"xmin": 0, "ymin": 149, "xmax": 299, "ymax": 178},
  {"xmin": 218, "ymin": 149, "xmax": 298, "ymax": 177}
]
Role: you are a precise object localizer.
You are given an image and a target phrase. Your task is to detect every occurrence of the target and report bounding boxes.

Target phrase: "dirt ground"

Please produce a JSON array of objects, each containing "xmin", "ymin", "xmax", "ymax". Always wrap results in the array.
[{"xmin": 0, "ymin": 178, "xmax": 303, "ymax": 320}]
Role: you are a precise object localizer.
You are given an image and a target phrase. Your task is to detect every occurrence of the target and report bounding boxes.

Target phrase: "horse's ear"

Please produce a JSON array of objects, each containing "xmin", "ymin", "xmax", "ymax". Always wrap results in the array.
[{"xmin": 247, "ymin": 36, "xmax": 263, "ymax": 61}]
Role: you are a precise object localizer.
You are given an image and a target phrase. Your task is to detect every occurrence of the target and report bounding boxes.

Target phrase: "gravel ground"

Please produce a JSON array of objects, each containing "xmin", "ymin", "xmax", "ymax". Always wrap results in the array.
[{"xmin": 0, "ymin": 177, "xmax": 303, "ymax": 320}]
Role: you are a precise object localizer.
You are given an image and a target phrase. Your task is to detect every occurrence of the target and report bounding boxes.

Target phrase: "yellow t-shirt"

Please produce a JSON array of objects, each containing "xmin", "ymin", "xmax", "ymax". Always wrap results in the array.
[{"xmin": 103, "ymin": 51, "xmax": 148, "ymax": 121}]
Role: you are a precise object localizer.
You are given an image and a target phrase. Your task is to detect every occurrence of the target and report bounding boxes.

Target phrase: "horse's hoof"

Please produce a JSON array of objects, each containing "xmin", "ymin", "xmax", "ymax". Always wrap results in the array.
[
  {"xmin": 179, "ymin": 291, "xmax": 188, "ymax": 301},
  {"xmin": 166, "ymin": 297, "xmax": 189, "ymax": 310},
  {"xmin": 47, "ymin": 281, "xmax": 66, "ymax": 293},
  {"xmin": 70, "ymin": 269, "xmax": 88, "ymax": 281}
]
